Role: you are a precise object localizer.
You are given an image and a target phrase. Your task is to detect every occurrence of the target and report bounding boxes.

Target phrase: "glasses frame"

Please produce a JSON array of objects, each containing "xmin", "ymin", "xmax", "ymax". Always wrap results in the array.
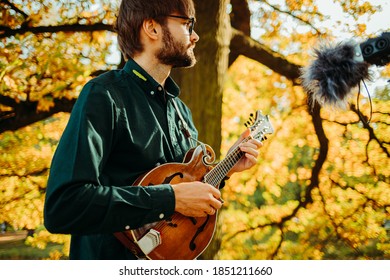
[{"xmin": 165, "ymin": 15, "xmax": 195, "ymax": 35}]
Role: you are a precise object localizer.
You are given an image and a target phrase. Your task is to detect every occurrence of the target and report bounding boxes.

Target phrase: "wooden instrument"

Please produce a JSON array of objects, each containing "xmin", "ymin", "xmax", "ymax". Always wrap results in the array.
[{"xmin": 114, "ymin": 110, "xmax": 274, "ymax": 259}]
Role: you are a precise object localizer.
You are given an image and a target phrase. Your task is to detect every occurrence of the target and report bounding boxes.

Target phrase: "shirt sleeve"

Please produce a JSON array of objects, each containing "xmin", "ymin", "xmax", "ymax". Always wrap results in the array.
[{"xmin": 44, "ymin": 82, "xmax": 175, "ymax": 235}]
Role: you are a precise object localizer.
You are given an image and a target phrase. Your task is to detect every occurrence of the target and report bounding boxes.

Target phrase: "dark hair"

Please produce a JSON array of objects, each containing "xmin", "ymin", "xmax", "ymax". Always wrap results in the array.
[{"xmin": 115, "ymin": 0, "xmax": 195, "ymax": 60}]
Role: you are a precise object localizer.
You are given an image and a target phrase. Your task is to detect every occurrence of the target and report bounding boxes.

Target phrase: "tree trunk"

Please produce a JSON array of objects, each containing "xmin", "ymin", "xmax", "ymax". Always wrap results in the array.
[
  {"xmin": 171, "ymin": 0, "xmax": 231, "ymax": 260},
  {"xmin": 171, "ymin": 0, "xmax": 231, "ymax": 159}
]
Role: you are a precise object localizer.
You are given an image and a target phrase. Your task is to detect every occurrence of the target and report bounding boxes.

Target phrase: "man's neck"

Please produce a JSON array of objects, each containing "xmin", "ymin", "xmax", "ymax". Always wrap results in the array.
[{"xmin": 133, "ymin": 54, "xmax": 171, "ymax": 87}]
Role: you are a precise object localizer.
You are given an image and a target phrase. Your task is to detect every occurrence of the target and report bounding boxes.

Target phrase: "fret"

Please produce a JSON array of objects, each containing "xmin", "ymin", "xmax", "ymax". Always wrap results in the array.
[{"xmin": 204, "ymin": 138, "xmax": 248, "ymax": 186}]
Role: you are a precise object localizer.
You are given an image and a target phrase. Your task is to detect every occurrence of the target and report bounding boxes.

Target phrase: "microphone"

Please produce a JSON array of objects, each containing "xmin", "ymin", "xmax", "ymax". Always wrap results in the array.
[
  {"xmin": 360, "ymin": 32, "xmax": 390, "ymax": 66},
  {"xmin": 301, "ymin": 32, "xmax": 390, "ymax": 108}
]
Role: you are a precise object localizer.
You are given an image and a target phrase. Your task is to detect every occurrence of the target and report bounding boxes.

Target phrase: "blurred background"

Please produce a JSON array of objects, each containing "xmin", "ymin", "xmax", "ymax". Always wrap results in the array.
[{"xmin": 0, "ymin": 0, "xmax": 389, "ymax": 260}]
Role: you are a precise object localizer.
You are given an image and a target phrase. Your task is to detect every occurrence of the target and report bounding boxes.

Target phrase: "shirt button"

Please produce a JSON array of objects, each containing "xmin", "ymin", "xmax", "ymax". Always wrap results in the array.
[
  {"xmin": 125, "ymin": 225, "xmax": 130, "ymax": 230},
  {"xmin": 150, "ymin": 91, "xmax": 155, "ymax": 95},
  {"xmin": 159, "ymin": 213, "xmax": 165, "ymax": 219},
  {"xmin": 158, "ymin": 86, "xmax": 163, "ymax": 91}
]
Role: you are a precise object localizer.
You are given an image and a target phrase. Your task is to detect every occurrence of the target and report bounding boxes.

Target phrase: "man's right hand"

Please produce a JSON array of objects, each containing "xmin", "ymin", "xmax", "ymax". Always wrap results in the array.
[{"xmin": 171, "ymin": 182, "xmax": 222, "ymax": 217}]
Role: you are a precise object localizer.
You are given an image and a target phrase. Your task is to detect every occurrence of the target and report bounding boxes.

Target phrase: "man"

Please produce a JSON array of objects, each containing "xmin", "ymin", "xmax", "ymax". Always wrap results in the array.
[{"xmin": 44, "ymin": 0, "xmax": 262, "ymax": 259}]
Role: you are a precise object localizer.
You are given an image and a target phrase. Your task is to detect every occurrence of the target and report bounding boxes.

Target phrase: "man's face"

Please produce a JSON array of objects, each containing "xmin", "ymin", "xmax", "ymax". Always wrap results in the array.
[{"xmin": 156, "ymin": 23, "xmax": 197, "ymax": 68}]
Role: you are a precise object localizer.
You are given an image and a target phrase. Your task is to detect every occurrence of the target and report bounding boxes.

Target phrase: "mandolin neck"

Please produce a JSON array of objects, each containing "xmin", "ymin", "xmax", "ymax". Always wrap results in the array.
[{"xmin": 203, "ymin": 137, "xmax": 250, "ymax": 187}]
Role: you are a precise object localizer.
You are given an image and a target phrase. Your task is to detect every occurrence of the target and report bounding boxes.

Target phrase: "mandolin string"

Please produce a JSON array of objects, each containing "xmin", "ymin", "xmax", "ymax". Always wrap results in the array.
[
  {"xmin": 207, "ymin": 145, "xmax": 244, "ymax": 186},
  {"xmin": 205, "ymin": 137, "xmax": 250, "ymax": 186},
  {"xmin": 208, "ymin": 132, "xmax": 263, "ymax": 186},
  {"xmin": 205, "ymin": 148, "xmax": 237, "ymax": 186},
  {"xmin": 206, "ymin": 113, "xmax": 272, "ymax": 187}
]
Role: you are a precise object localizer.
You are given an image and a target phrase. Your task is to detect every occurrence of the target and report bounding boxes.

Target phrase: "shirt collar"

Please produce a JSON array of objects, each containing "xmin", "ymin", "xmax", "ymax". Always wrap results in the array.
[{"xmin": 123, "ymin": 58, "xmax": 180, "ymax": 98}]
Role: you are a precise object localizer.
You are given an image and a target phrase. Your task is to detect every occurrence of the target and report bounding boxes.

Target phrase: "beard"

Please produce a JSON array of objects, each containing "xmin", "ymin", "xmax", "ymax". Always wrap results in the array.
[{"xmin": 156, "ymin": 26, "xmax": 197, "ymax": 68}]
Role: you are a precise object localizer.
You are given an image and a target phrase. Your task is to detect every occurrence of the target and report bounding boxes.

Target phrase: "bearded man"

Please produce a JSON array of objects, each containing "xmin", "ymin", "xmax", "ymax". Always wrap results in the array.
[{"xmin": 44, "ymin": 0, "xmax": 261, "ymax": 260}]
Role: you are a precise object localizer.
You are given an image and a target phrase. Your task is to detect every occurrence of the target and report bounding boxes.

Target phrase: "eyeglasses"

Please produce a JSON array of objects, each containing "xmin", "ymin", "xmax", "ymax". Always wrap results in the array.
[{"xmin": 165, "ymin": 15, "xmax": 195, "ymax": 35}]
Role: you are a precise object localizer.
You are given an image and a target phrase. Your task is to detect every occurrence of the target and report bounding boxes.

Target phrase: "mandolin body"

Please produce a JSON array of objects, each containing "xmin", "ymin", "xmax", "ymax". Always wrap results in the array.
[{"xmin": 114, "ymin": 145, "xmax": 219, "ymax": 260}]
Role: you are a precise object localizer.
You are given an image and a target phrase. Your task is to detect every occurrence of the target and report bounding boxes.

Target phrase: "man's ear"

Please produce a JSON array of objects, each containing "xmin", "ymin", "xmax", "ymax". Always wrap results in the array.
[{"xmin": 142, "ymin": 19, "xmax": 160, "ymax": 40}]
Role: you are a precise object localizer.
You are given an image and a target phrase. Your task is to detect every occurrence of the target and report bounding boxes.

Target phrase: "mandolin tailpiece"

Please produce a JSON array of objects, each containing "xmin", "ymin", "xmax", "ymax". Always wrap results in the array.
[{"xmin": 137, "ymin": 229, "xmax": 162, "ymax": 255}]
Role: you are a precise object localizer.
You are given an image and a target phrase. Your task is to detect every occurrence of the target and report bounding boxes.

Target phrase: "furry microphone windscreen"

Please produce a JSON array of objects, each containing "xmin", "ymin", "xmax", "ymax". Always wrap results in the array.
[{"xmin": 300, "ymin": 41, "xmax": 370, "ymax": 109}]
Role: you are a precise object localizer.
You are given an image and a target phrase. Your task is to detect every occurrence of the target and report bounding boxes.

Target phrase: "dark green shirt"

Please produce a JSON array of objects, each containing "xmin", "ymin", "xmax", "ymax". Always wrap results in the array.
[{"xmin": 44, "ymin": 59, "xmax": 198, "ymax": 259}]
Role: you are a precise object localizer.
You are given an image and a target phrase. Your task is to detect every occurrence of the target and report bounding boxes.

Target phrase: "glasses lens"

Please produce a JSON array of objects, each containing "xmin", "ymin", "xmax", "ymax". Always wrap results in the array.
[
  {"xmin": 165, "ymin": 15, "xmax": 195, "ymax": 35},
  {"xmin": 189, "ymin": 19, "xmax": 194, "ymax": 35}
]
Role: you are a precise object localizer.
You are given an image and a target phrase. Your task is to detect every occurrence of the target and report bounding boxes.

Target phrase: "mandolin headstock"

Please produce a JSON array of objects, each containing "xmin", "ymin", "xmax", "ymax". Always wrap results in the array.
[{"xmin": 245, "ymin": 110, "xmax": 274, "ymax": 141}]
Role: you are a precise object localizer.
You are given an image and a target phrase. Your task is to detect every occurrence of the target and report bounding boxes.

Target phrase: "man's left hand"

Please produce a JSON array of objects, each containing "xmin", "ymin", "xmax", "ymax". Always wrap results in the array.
[{"xmin": 227, "ymin": 128, "xmax": 263, "ymax": 176}]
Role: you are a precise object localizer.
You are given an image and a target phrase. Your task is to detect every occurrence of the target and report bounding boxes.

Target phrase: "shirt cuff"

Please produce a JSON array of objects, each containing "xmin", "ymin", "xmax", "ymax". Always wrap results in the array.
[{"xmin": 143, "ymin": 184, "xmax": 175, "ymax": 223}]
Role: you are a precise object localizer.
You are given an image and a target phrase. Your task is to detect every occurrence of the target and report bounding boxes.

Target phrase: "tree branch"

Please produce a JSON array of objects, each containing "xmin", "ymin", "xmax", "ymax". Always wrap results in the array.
[
  {"xmin": 1, "ymin": 0, "xmax": 29, "ymax": 19},
  {"xmin": 0, "ymin": 94, "xmax": 18, "ymax": 108},
  {"xmin": 0, "ymin": 22, "xmax": 114, "ymax": 39},
  {"xmin": 0, "ymin": 97, "xmax": 75, "ymax": 133},
  {"xmin": 261, "ymin": 0, "xmax": 324, "ymax": 35},
  {"xmin": 306, "ymin": 103, "xmax": 329, "ymax": 203},
  {"xmin": 350, "ymin": 104, "xmax": 389, "ymax": 157},
  {"xmin": 230, "ymin": 28, "xmax": 302, "ymax": 83}
]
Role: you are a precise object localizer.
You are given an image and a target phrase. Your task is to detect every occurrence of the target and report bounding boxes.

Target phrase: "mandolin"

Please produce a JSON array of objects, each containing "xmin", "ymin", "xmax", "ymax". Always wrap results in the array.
[{"xmin": 114, "ymin": 110, "xmax": 274, "ymax": 259}]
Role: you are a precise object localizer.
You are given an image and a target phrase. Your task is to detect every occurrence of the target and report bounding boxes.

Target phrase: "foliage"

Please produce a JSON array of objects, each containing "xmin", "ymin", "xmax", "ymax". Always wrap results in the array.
[
  {"xmin": 0, "ymin": 113, "xmax": 70, "ymax": 258},
  {"xmin": 1, "ymin": 0, "xmax": 389, "ymax": 260},
  {"xmin": 0, "ymin": 238, "xmax": 64, "ymax": 260}
]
